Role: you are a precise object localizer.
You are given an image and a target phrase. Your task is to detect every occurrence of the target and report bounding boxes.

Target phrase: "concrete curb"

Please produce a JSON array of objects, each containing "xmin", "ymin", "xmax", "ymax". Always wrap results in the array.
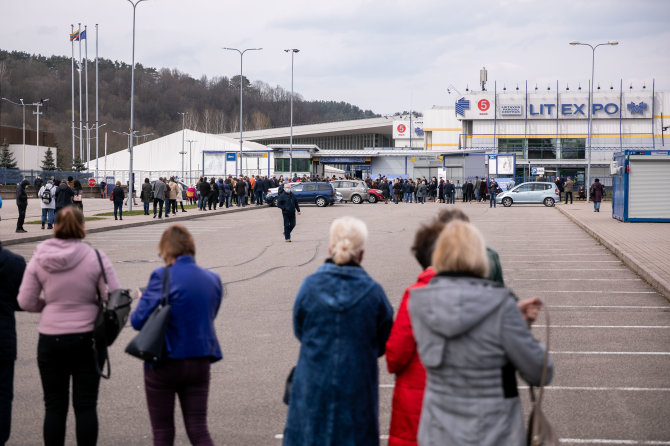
[
  {"xmin": 557, "ymin": 206, "xmax": 670, "ymax": 302},
  {"xmin": 1, "ymin": 205, "xmax": 267, "ymax": 247}
]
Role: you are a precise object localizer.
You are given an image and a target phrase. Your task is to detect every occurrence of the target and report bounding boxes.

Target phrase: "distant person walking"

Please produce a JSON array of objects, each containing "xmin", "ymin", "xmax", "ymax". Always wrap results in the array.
[
  {"xmin": 72, "ymin": 179, "xmax": 83, "ymax": 213},
  {"xmin": 112, "ymin": 181, "xmax": 125, "ymax": 220},
  {"xmin": 564, "ymin": 176, "xmax": 574, "ymax": 204},
  {"xmin": 141, "ymin": 178, "xmax": 153, "ymax": 215},
  {"xmin": 282, "ymin": 217, "xmax": 393, "ymax": 446},
  {"xmin": 153, "ymin": 177, "xmax": 167, "ymax": 219},
  {"xmin": 590, "ymin": 178, "xmax": 605, "ymax": 212},
  {"xmin": 15, "ymin": 180, "xmax": 29, "ymax": 233},
  {"xmin": 489, "ymin": 178, "xmax": 499, "ymax": 208},
  {"xmin": 277, "ymin": 183, "xmax": 300, "ymax": 242}
]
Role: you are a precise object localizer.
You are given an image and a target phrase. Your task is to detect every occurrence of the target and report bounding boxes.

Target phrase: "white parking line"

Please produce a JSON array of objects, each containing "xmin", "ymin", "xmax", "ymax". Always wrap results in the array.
[
  {"xmin": 547, "ymin": 305, "xmax": 668, "ymax": 309},
  {"xmin": 381, "ymin": 384, "xmax": 670, "ymax": 392},
  {"xmin": 509, "ymin": 278, "xmax": 640, "ymax": 281},
  {"xmin": 505, "ymin": 269, "xmax": 627, "ymax": 271},
  {"xmin": 503, "ymin": 253, "xmax": 610, "ymax": 257},
  {"xmin": 551, "ymin": 351, "xmax": 670, "ymax": 356},
  {"xmin": 506, "ymin": 260, "xmax": 621, "ymax": 263},
  {"xmin": 533, "ymin": 325, "xmax": 669, "ymax": 329},
  {"xmin": 559, "ymin": 439, "xmax": 670, "ymax": 445},
  {"xmin": 532, "ymin": 291, "xmax": 656, "ymax": 294}
]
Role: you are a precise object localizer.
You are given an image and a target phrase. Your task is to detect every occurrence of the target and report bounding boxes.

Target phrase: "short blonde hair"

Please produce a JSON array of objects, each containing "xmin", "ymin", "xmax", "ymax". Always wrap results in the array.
[
  {"xmin": 329, "ymin": 217, "xmax": 368, "ymax": 265},
  {"xmin": 432, "ymin": 220, "xmax": 489, "ymax": 278}
]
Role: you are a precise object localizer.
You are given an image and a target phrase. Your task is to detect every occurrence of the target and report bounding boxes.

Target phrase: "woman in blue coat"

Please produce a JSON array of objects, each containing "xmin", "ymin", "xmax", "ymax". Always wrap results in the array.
[
  {"xmin": 283, "ymin": 216, "xmax": 394, "ymax": 446},
  {"xmin": 131, "ymin": 224, "xmax": 222, "ymax": 445}
]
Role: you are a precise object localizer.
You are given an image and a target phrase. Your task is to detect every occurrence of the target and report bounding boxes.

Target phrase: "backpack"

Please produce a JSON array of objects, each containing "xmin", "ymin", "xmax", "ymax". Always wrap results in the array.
[{"xmin": 41, "ymin": 186, "xmax": 52, "ymax": 204}]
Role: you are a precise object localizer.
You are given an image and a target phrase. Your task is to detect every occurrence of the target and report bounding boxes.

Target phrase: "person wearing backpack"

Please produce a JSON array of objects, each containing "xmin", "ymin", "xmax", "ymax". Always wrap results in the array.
[{"xmin": 38, "ymin": 178, "xmax": 57, "ymax": 230}]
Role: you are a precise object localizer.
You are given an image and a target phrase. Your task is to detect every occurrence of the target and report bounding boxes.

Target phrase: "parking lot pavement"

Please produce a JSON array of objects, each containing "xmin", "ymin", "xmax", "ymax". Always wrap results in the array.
[
  {"xmin": 6, "ymin": 200, "xmax": 670, "ymax": 445},
  {"xmin": 557, "ymin": 200, "xmax": 670, "ymax": 302}
]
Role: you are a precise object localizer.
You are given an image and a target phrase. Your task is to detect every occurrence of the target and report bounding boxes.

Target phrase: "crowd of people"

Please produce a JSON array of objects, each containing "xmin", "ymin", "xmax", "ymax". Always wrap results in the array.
[{"xmin": 0, "ymin": 201, "xmax": 553, "ymax": 445}]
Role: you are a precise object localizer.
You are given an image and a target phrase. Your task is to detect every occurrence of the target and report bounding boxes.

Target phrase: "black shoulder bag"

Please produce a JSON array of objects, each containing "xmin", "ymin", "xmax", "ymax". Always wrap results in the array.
[
  {"xmin": 125, "ymin": 267, "xmax": 172, "ymax": 363},
  {"xmin": 527, "ymin": 311, "xmax": 558, "ymax": 446},
  {"xmin": 93, "ymin": 249, "xmax": 133, "ymax": 379}
]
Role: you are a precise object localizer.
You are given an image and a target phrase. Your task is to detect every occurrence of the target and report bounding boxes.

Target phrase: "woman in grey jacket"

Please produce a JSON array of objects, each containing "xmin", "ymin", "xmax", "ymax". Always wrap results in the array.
[{"xmin": 409, "ymin": 220, "xmax": 552, "ymax": 446}]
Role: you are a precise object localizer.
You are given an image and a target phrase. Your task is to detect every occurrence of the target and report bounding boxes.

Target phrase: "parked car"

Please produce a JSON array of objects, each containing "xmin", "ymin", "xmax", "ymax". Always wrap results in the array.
[
  {"xmin": 368, "ymin": 188, "xmax": 383, "ymax": 203},
  {"xmin": 266, "ymin": 182, "xmax": 336, "ymax": 207},
  {"xmin": 330, "ymin": 180, "xmax": 370, "ymax": 204},
  {"xmin": 496, "ymin": 182, "xmax": 559, "ymax": 207}
]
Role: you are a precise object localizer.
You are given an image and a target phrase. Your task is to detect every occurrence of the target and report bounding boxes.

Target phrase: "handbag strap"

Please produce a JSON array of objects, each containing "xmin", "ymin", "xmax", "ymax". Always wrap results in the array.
[
  {"xmin": 529, "ymin": 310, "xmax": 551, "ymax": 407},
  {"xmin": 160, "ymin": 266, "xmax": 171, "ymax": 306},
  {"xmin": 94, "ymin": 249, "xmax": 109, "ymax": 305}
]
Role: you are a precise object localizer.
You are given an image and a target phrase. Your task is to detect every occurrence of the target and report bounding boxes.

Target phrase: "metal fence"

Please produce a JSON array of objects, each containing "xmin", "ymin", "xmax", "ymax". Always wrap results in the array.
[{"xmin": 0, "ymin": 169, "xmax": 93, "ymax": 185}]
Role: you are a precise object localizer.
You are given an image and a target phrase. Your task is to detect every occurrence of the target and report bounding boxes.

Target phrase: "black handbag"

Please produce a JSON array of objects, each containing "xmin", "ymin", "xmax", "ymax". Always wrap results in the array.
[
  {"xmin": 93, "ymin": 250, "xmax": 132, "ymax": 379},
  {"xmin": 125, "ymin": 267, "xmax": 171, "ymax": 362},
  {"xmin": 527, "ymin": 311, "xmax": 558, "ymax": 446}
]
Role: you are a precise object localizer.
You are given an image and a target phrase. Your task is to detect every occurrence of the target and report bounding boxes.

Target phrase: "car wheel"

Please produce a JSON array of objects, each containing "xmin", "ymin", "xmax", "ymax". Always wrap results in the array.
[
  {"xmin": 544, "ymin": 197, "xmax": 555, "ymax": 207},
  {"xmin": 502, "ymin": 197, "xmax": 512, "ymax": 207},
  {"xmin": 316, "ymin": 197, "xmax": 327, "ymax": 207},
  {"xmin": 351, "ymin": 194, "xmax": 362, "ymax": 204},
  {"xmin": 272, "ymin": 197, "xmax": 278, "ymax": 207},
  {"xmin": 368, "ymin": 195, "xmax": 377, "ymax": 203}
]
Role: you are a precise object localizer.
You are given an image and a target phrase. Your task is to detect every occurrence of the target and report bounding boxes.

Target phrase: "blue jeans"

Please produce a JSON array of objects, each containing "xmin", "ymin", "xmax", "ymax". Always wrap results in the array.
[
  {"xmin": 164, "ymin": 198, "xmax": 171, "ymax": 215},
  {"xmin": 114, "ymin": 201, "xmax": 123, "ymax": 219},
  {"xmin": 226, "ymin": 196, "xmax": 232, "ymax": 208},
  {"xmin": 490, "ymin": 193, "xmax": 497, "ymax": 208},
  {"xmin": 143, "ymin": 202, "xmax": 150, "ymax": 214},
  {"xmin": 255, "ymin": 190, "xmax": 263, "ymax": 205},
  {"xmin": 475, "ymin": 189, "xmax": 480, "ymax": 201},
  {"xmin": 594, "ymin": 201, "xmax": 601, "ymax": 211},
  {"xmin": 41, "ymin": 208, "xmax": 54, "ymax": 226}
]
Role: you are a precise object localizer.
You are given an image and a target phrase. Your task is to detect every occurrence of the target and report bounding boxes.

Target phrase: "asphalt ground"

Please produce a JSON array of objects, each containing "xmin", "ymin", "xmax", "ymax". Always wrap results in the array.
[{"xmin": 5, "ymin": 200, "xmax": 670, "ymax": 445}]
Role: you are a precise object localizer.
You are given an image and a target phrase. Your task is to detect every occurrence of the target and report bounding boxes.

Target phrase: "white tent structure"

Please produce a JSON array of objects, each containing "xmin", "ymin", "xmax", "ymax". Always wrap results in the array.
[{"xmin": 94, "ymin": 129, "xmax": 270, "ymax": 186}]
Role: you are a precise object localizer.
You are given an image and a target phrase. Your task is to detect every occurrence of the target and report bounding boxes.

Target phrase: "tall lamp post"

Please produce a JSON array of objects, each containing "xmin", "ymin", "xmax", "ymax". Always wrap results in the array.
[
  {"xmin": 185, "ymin": 139, "xmax": 197, "ymax": 184},
  {"xmin": 284, "ymin": 49, "xmax": 299, "ymax": 179},
  {"xmin": 126, "ymin": 0, "xmax": 148, "ymax": 211},
  {"xmin": 222, "ymin": 47, "xmax": 262, "ymax": 177},
  {"xmin": 178, "ymin": 112, "xmax": 187, "ymax": 181},
  {"xmin": 0, "ymin": 97, "xmax": 26, "ymax": 171},
  {"xmin": 569, "ymin": 40, "xmax": 618, "ymax": 202}
]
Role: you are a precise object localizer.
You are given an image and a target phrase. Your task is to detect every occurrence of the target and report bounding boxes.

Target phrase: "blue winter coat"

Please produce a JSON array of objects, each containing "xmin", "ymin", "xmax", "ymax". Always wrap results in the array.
[{"xmin": 283, "ymin": 261, "xmax": 394, "ymax": 446}]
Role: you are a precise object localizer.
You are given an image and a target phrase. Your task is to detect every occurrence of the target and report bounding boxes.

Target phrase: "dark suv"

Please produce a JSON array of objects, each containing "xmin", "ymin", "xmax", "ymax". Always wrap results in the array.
[{"xmin": 266, "ymin": 182, "xmax": 336, "ymax": 207}]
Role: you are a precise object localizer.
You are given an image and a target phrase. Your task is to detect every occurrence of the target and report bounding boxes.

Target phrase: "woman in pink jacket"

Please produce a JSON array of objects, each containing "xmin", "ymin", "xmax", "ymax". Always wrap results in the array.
[{"xmin": 18, "ymin": 206, "xmax": 119, "ymax": 446}]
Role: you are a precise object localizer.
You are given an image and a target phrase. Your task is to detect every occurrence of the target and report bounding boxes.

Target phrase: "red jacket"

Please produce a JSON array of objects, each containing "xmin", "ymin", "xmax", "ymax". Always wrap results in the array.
[{"xmin": 385, "ymin": 267, "xmax": 435, "ymax": 446}]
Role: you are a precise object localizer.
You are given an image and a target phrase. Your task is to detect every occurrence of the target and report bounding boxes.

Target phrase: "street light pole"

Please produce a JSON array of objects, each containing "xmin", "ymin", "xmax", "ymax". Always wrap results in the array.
[
  {"xmin": 284, "ymin": 49, "xmax": 299, "ymax": 179},
  {"xmin": 569, "ymin": 40, "xmax": 618, "ymax": 202},
  {"xmin": 223, "ymin": 47, "xmax": 262, "ymax": 177},
  {"xmin": 126, "ymin": 0, "xmax": 148, "ymax": 212},
  {"xmin": 178, "ymin": 112, "xmax": 187, "ymax": 180},
  {"xmin": 186, "ymin": 139, "xmax": 197, "ymax": 184}
]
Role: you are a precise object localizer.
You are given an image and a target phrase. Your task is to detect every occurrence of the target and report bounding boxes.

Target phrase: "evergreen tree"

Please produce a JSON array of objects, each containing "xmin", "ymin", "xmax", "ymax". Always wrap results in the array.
[
  {"xmin": 0, "ymin": 140, "xmax": 18, "ymax": 169},
  {"xmin": 72, "ymin": 155, "xmax": 86, "ymax": 172},
  {"xmin": 41, "ymin": 147, "xmax": 57, "ymax": 170},
  {"xmin": 55, "ymin": 144, "xmax": 65, "ymax": 171}
]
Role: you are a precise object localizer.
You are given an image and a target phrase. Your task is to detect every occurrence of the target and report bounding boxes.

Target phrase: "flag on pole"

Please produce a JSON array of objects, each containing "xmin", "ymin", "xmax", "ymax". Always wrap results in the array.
[
  {"xmin": 80, "ymin": 29, "xmax": 87, "ymax": 40},
  {"xmin": 70, "ymin": 29, "xmax": 80, "ymax": 41}
]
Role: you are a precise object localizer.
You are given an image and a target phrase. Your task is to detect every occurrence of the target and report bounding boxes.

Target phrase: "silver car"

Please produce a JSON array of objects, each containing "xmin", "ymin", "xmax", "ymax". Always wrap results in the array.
[
  {"xmin": 330, "ymin": 180, "xmax": 370, "ymax": 204},
  {"xmin": 496, "ymin": 182, "xmax": 559, "ymax": 207}
]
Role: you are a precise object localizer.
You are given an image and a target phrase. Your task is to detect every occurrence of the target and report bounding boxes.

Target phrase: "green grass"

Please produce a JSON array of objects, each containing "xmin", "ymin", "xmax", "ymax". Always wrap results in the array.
[
  {"xmin": 26, "ymin": 216, "xmax": 106, "ymax": 224},
  {"xmin": 94, "ymin": 203, "xmax": 198, "ymax": 217}
]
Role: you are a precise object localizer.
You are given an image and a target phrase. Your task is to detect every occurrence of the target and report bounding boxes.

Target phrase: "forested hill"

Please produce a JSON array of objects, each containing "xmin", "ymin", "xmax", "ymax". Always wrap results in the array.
[{"xmin": 0, "ymin": 49, "xmax": 378, "ymax": 167}]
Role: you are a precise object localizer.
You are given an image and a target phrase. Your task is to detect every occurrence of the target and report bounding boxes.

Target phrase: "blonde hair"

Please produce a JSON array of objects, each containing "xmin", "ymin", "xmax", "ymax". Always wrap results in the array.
[
  {"xmin": 432, "ymin": 220, "xmax": 489, "ymax": 278},
  {"xmin": 329, "ymin": 216, "xmax": 368, "ymax": 265}
]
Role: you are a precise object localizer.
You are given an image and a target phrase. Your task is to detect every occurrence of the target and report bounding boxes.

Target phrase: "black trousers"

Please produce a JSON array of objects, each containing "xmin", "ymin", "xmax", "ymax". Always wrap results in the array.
[
  {"xmin": 37, "ymin": 332, "xmax": 104, "ymax": 446},
  {"xmin": 283, "ymin": 212, "xmax": 296, "ymax": 240},
  {"xmin": 153, "ymin": 198, "xmax": 164, "ymax": 217},
  {"xmin": 565, "ymin": 191, "xmax": 573, "ymax": 204},
  {"xmin": 16, "ymin": 204, "xmax": 26, "ymax": 230},
  {"xmin": 0, "ymin": 360, "xmax": 14, "ymax": 445}
]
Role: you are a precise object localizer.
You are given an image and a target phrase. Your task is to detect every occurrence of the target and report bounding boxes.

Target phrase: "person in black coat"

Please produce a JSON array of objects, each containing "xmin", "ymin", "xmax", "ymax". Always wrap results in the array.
[
  {"xmin": 235, "ymin": 179, "xmax": 246, "ymax": 207},
  {"xmin": 208, "ymin": 178, "xmax": 218, "ymax": 210},
  {"xmin": 54, "ymin": 180, "xmax": 74, "ymax": 215},
  {"xmin": 277, "ymin": 184, "xmax": 301, "ymax": 242},
  {"xmin": 445, "ymin": 180, "xmax": 455, "ymax": 204},
  {"xmin": 15, "ymin": 180, "xmax": 29, "ymax": 233},
  {"xmin": 112, "ymin": 181, "xmax": 125, "ymax": 220},
  {"xmin": 0, "ymin": 241, "xmax": 26, "ymax": 444},
  {"xmin": 199, "ymin": 178, "xmax": 211, "ymax": 211}
]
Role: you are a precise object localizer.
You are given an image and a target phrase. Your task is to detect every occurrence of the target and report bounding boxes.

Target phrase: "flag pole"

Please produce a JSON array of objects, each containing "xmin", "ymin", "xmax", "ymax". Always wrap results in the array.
[
  {"xmin": 95, "ymin": 24, "xmax": 99, "ymax": 180},
  {"xmin": 71, "ymin": 24, "xmax": 75, "ymax": 165},
  {"xmin": 84, "ymin": 25, "xmax": 90, "ymax": 170},
  {"xmin": 78, "ymin": 22, "xmax": 83, "ymax": 163}
]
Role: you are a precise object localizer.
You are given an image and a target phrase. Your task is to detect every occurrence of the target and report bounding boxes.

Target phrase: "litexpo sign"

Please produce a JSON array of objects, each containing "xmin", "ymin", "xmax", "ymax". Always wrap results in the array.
[{"xmin": 393, "ymin": 120, "xmax": 424, "ymax": 139}]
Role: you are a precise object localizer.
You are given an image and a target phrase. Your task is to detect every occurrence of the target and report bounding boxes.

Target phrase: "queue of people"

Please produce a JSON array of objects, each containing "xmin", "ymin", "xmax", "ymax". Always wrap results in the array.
[{"xmin": 0, "ymin": 204, "xmax": 552, "ymax": 445}]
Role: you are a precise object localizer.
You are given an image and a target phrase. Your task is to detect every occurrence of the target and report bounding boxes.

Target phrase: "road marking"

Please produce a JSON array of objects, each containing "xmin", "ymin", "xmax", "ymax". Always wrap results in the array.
[
  {"xmin": 505, "ymin": 269, "xmax": 627, "ymax": 271},
  {"xmin": 503, "ymin": 253, "xmax": 611, "ymax": 257},
  {"xmin": 509, "ymin": 278, "xmax": 640, "ymax": 281},
  {"xmin": 559, "ymin": 439, "xmax": 670, "ymax": 445},
  {"xmin": 551, "ymin": 351, "xmax": 670, "ymax": 356},
  {"xmin": 547, "ymin": 305, "xmax": 668, "ymax": 309},
  {"xmin": 506, "ymin": 260, "xmax": 621, "ymax": 263},
  {"xmin": 519, "ymin": 386, "xmax": 670, "ymax": 392},
  {"xmin": 533, "ymin": 325, "xmax": 669, "ymax": 329},
  {"xmin": 530, "ymin": 291, "xmax": 656, "ymax": 294},
  {"xmin": 275, "ymin": 434, "xmax": 391, "ymax": 440}
]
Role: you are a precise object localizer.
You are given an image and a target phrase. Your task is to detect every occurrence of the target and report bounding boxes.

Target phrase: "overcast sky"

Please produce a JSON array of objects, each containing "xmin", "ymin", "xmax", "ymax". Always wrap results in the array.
[{"xmin": 3, "ymin": 0, "xmax": 669, "ymax": 116}]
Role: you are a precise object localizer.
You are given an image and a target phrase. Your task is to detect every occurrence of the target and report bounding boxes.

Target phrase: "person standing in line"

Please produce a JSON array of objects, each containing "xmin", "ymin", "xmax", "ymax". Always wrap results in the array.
[
  {"xmin": 99, "ymin": 180, "xmax": 106, "ymax": 199},
  {"xmin": 282, "ymin": 217, "xmax": 393, "ymax": 446},
  {"xmin": 186, "ymin": 184, "xmax": 196, "ymax": 206},
  {"xmin": 168, "ymin": 178, "xmax": 178, "ymax": 215},
  {"xmin": 54, "ymin": 178, "xmax": 74, "ymax": 215},
  {"xmin": 208, "ymin": 178, "xmax": 218, "ymax": 210},
  {"xmin": 489, "ymin": 178, "xmax": 499, "ymax": 208},
  {"xmin": 199, "ymin": 177, "xmax": 211, "ymax": 211},
  {"xmin": 163, "ymin": 178, "xmax": 172, "ymax": 217},
  {"xmin": 590, "ymin": 178, "xmax": 605, "ymax": 212},
  {"xmin": 15, "ymin": 179, "xmax": 29, "ymax": 233},
  {"xmin": 416, "ymin": 180, "xmax": 427, "ymax": 204},
  {"xmin": 18, "ymin": 207, "xmax": 120, "ymax": 446},
  {"xmin": 235, "ymin": 177, "xmax": 246, "ymax": 207},
  {"xmin": 38, "ymin": 178, "xmax": 56, "ymax": 230},
  {"xmin": 409, "ymin": 220, "xmax": 551, "ymax": 446},
  {"xmin": 555, "ymin": 176, "xmax": 564, "ymax": 202},
  {"xmin": 131, "ymin": 224, "xmax": 222, "ymax": 446},
  {"xmin": 217, "ymin": 178, "xmax": 225, "ymax": 208},
  {"xmin": 474, "ymin": 176, "xmax": 481, "ymax": 202},
  {"xmin": 0, "ymin": 241, "xmax": 26, "ymax": 446},
  {"xmin": 153, "ymin": 177, "xmax": 167, "ymax": 219},
  {"xmin": 176, "ymin": 181, "xmax": 187, "ymax": 213},
  {"xmin": 34, "ymin": 176, "xmax": 43, "ymax": 198},
  {"xmin": 277, "ymin": 183, "xmax": 300, "ymax": 242},
  {"xmin": 141, "ymin": 178, "xmax": 153, "ymax": 216},
  {"xmin": 112, "ymin": 181, "xmax": 125, "ymax": 221},
  {"xmin": 564, "ymin": 176, "xmax": 574, "ymax": 205},
  {"xmin": 72, "ymin": 179, "xmax": 83, "ymax": 214},
  {"xmin": 444, "ymin": 180, "xmax": 453, "ymax": 204},
  {"xmin": 223, "ymin": 178, "xmax": 232, "ymax": 208}
]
